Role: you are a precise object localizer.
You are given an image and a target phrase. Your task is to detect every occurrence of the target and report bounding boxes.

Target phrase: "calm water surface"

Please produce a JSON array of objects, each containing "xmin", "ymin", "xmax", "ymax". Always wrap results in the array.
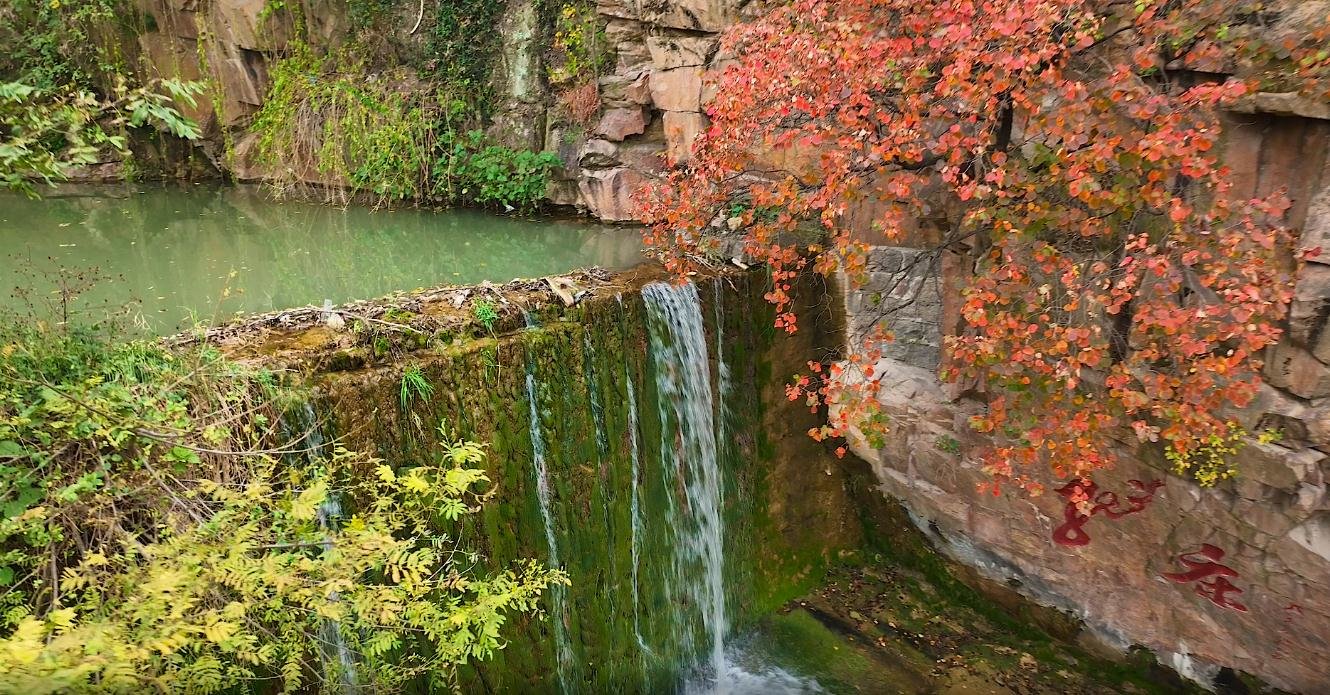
[{"xmin": 0, "ymin": 184, "xmax": 644, "ymax": 333}]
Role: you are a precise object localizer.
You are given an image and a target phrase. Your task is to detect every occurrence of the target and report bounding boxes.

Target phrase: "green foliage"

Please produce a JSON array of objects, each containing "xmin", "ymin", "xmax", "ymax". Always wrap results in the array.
[
  {"xmin": 347, "ymin": 0, "xmax": 401, "ymax": 30},
  {"xmin": 0, "ymin": 79, "xmax": 202, "ymax": 196},
  {"xmin": 251, "ymin": 45, "xmax": 559, "ymax": 211},
  {"xmin": 426, "ymin": 0, "xmax": 505, "ymax": 100},
  {"xmin": 0, "ymin": 0, "xmax": 131, "ymax": 92},
  {"xmin": 436, "ymin": 131, "xmax": 562, "ymax": 211},
  {"xmin": 0, "ymin": 317, "xmax": 562, "ymax": 691},
  {"xmin": 547, "ymin": 2, "xmax": 609, "ymax": 86},
  {"xmin": 472, "ymin": 301, "xmax": 500, "ymax": 335},
  {"xmin": 249, "ymin": 45, "xmax": 435, "ymax": 205},
  {"xmin": 400, "ymin": 364, "xmax": 434, "ymax": 409}
]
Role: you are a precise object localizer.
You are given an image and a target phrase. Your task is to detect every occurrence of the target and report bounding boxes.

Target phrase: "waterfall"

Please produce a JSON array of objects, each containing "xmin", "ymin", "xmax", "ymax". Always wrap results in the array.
[
  {"xmin": 626, "ymin": 366, "xmax": 649, "ymax": 656},
  {"xmin": 524, "ymin": 325, "xmax": 575, "ymax": 694},
  {"xmin": 315, "ymin": 494, "xmax": 361, "ymax": 695},
  {"xmin": 618, "ymin": 294, "xmax": 652, "ymax": 669},
  {"xmin": 584, "ymin": 331, "xmax": 610, "ymax": 460},
  {"xmin": 643, "ymin": 281, "xmax": 728, "ymax": 692},
  {"xmin": 283, "ymin": 403, "xmax": 361, "ymax": 694}
]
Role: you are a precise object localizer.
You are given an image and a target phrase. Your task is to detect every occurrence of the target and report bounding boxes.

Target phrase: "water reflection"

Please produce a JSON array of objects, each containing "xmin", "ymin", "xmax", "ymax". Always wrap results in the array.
[{"xmin": 0, "ymin": 184, "xmax": 645, "ymax": 333}]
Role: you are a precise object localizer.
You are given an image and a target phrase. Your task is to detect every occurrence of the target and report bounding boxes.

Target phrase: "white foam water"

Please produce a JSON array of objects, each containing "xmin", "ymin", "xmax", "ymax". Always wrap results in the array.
[
  {"xmin": 685, "ymin": 648, "xmax": 825, "ymax": 695},
  {"xmin": 524, "ymin": 334, "xmax": 576, "ymax": 693},
  {"xmin": 644, "ymin": 281, "xmax": 728, "ymax": 692}
]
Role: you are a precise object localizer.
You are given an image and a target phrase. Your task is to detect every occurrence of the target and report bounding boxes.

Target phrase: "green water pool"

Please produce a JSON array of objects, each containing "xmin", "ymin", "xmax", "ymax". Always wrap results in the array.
[{"xmin": 0, "ymin": 184, "xmax": 645, "ymax": 333}]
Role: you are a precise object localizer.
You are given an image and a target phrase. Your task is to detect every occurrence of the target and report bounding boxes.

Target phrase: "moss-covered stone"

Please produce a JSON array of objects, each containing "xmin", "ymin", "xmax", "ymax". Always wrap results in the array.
[{"xmin": 306, "ymin": 268, "xmax": 860, "ymax": 691}]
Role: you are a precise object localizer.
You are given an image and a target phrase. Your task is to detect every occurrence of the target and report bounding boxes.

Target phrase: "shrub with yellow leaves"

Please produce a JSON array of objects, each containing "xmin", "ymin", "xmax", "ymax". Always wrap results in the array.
[{"xmin": 0, "ymin": 320, "xmax": 563, "ymax": 693}]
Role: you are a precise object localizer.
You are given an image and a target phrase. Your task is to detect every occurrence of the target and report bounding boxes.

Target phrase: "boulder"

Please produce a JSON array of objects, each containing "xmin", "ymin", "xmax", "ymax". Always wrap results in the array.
[
  {"xmin": 663, "ymin": 111, "xmax": 706, "ymax": 164},
  {"xmin": 600, "ymin": 71, "xmax": 653, "ymax": 108},
  {"xmin": 643, "ymin": 0, "xmax": 735, "ymax": 32},
  {"xmin": 578, "ymin": 138, "xmax": 622, "ymax": 169},
  {"xmin": 1235, "ymin": 441, "xmax": 1325, "ymax": 492},
  {"xmin": 648, "ymin": 67, "xmax": 703, "ymax": 112},
  {"xmin": 595, "ymin": 107, "xmax": 649, "ymax": 142},
  {"xmin": 1287, "ymin": 262, "xmax": 1330, "ymax": 358},
  {"xmin": 1230, "ymin": 92, "xmax": 1330, "ymax": 122},
  {"xmin": 597, "ymin": 0, "xmax": 640, "ymax": 21},
  {"xmin": 647, "ymin": 35, "xmax": 716, "ymax": 69},
  {"xmin": 606, "ymin": 18, "xmax": 651, "ymax": 72},
  {"xmin": 213, "ymin": 0, "xmax": 293, "ymax": 52},
  {"xmin": 578, "ymin": 167, "xmax": 651, "ymax": 222},
  {"xmin": 1265, "ymin": 341, "xmax": 1330, "ymax": 399},
  {"xmin": 1300, "ymin": 160, "xmax": 1330, "ymax": 266}
]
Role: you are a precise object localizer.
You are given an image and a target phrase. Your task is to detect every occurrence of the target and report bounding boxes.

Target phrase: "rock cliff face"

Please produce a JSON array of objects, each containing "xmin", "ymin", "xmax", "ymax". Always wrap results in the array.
[
  {"xmin": 127, "ymin": 0, "xmax": 740, "ymax": 219},
  {"xmin": 551, "ymin": 0, "xmax": 747, "ymax": 221},
  {"xmin": 840, "ymin": 106, "xmax": 1330, "ymax": 694}
]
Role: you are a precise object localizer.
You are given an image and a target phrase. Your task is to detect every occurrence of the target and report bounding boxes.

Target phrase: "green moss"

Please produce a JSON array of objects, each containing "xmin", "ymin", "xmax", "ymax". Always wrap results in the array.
[
  {"xmin": 748, "ymin": 608, "xmax": 933, "ymax": 694},
  {"xmin": 838, "ymin": 457, "xmax": 1202, "ymax": 695},
  {"xmin": 309, "ymin": 274, "xmax": 863, "ymax": 691}
]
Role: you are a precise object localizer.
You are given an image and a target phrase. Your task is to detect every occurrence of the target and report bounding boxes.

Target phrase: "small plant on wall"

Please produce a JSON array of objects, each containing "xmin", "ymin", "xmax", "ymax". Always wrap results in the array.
[
  {"xmin": 558, "ymin": 80, "xmax": 601, "ymax": 130},
  {"xmin": 547, "ymin": 1, "xmax": 610, "ymax": 130}
]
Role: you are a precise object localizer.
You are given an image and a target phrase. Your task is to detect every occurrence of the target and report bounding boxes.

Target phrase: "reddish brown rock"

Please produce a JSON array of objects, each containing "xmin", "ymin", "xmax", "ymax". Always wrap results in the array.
[
  {"xmin": 1265, "ymin": 342, "xmax": 1330, "ymax": 399},
  {"xmin": 600, "ymin": 71, "xmax": 653, "ymax": 108},
  {"xmin": 212, "ymin": 0, "xmax": 294, "ymax": 52},
  {"xmin": 578, "ymin": 167, "xmax": 651, "ymax": 222},
  {"xmin": 835, "ymin": 356, "xmax": 1330, "ymax": 694},
  {"xmin": 647, "ymin": 35, "xmax": 716, "ymax": 69},
  {"xmin": 663, "ymin": 111, "xmax": 706, "ymax": 165},
  {"xmin": 1288, "ymin": 263, "xmax": 1330, "ymax": 361},
  {"xmin": 595, "ymin": 107, "xmax": 649, "ymax": 142},
  {"xmin": 578, "ymin": 138, "xmax": 621, "ymax": 169},
  {"xmin": 648, "ymin": 67, "xmax": 703, "ymax": 112},
  {"xmin": 643, "ymin": 0, "xmax": 735, "ymax": 32},
  {"xmin": 1300, "ymin": 154, "xmax": 1330, "ymax": 266}
]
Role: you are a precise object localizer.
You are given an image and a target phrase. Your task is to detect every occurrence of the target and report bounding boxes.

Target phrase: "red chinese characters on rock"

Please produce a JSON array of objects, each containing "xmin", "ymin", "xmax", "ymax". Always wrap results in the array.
[
  {"xmin": 1161, "ymin": 544, "xmax": 1248, "ymax": 612},
  {"xmin": 1051, "ymin": 478, "xmax": 1164, "ymax": 547}
]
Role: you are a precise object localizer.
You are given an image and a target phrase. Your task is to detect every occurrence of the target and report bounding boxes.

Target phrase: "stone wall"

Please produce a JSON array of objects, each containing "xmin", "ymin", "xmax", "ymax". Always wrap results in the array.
[
  {"xmin": 216, "ymin": 266, "xmax": 862, "ymax": 692},
  {"xmin": 839, "ymin": 104, "xmax": 1330, "ymax": 694},
  {"xmin": 548, "ymin": 0, "xmax": 748, "ymax": 221}
]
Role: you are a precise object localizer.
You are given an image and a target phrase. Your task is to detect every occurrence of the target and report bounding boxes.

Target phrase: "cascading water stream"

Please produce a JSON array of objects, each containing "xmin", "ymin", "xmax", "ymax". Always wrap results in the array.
[
  {"xmin": 522, "ymin": 312, "xmax": 576, "ymax": 693},
  {"xmin": 283, "ymin": 403, "xmax": 361, "ymax": 694},
  {"xmin": 626, "ymin": 367, "xmax": 649, "ymax": 656},
  {"xmin": 643, "ymin": 281, "xmax": 728, "ymax": 692},
  {"xmin": 617, "ymin": 295, "xmax": 650, "ymax": 660},
  {"xmin": 711, "ymin": 277, "xmax": 732, "ymax": 517}
]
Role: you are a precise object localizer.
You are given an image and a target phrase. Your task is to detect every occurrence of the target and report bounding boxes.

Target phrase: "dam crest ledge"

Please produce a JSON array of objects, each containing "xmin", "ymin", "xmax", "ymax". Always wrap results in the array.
[{"xmin": 197, "ymin": 262, "xmax": 866, "ymax": 691}]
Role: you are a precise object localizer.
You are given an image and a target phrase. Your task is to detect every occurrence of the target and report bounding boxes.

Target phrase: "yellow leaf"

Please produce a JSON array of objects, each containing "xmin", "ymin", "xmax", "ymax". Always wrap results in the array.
[
  {"xmin": 401, "ymin": 471, "xmax": 431, "ymax": 495},
  {"xmin": 291, "ymin": 480, "xmax": 328, "ymax": 521},
  {"xmin": 48, "ymin": 607, "xmax": 77, "ymax": 631},
  {"xmin": 203, "ymin": 620, "xmax": 237, "ymax": 645}
]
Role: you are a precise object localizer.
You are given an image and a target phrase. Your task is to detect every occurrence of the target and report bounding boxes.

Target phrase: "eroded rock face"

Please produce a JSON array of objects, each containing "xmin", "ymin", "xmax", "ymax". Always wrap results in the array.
[
  {"xmin": 542, "ymin": 0, "xmax": 743, "ymax": 221},
  {"xmin": 128, "ymin": 0, "xmax": 737, "ymax": 220},
  {"xmin": 837, "ymin": 352, "xmax": 1330, "ymax": 694},
  {"xmin": 595, "ymin": 107, "xmax": 650, "ymax": 142},
  {"xmin": 837, "ymin": 108, "xmax": 1330, "ymax": 694},
  {"xmin": 134, "ymin": 0, "xmax": 295, "ymax": 133}
]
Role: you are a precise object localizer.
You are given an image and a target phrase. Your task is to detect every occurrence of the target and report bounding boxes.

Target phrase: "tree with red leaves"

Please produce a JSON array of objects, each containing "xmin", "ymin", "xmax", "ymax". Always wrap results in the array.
[{"xmin": 643, "ymin": 0, "xmax": 1330, "ymax": 494}]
